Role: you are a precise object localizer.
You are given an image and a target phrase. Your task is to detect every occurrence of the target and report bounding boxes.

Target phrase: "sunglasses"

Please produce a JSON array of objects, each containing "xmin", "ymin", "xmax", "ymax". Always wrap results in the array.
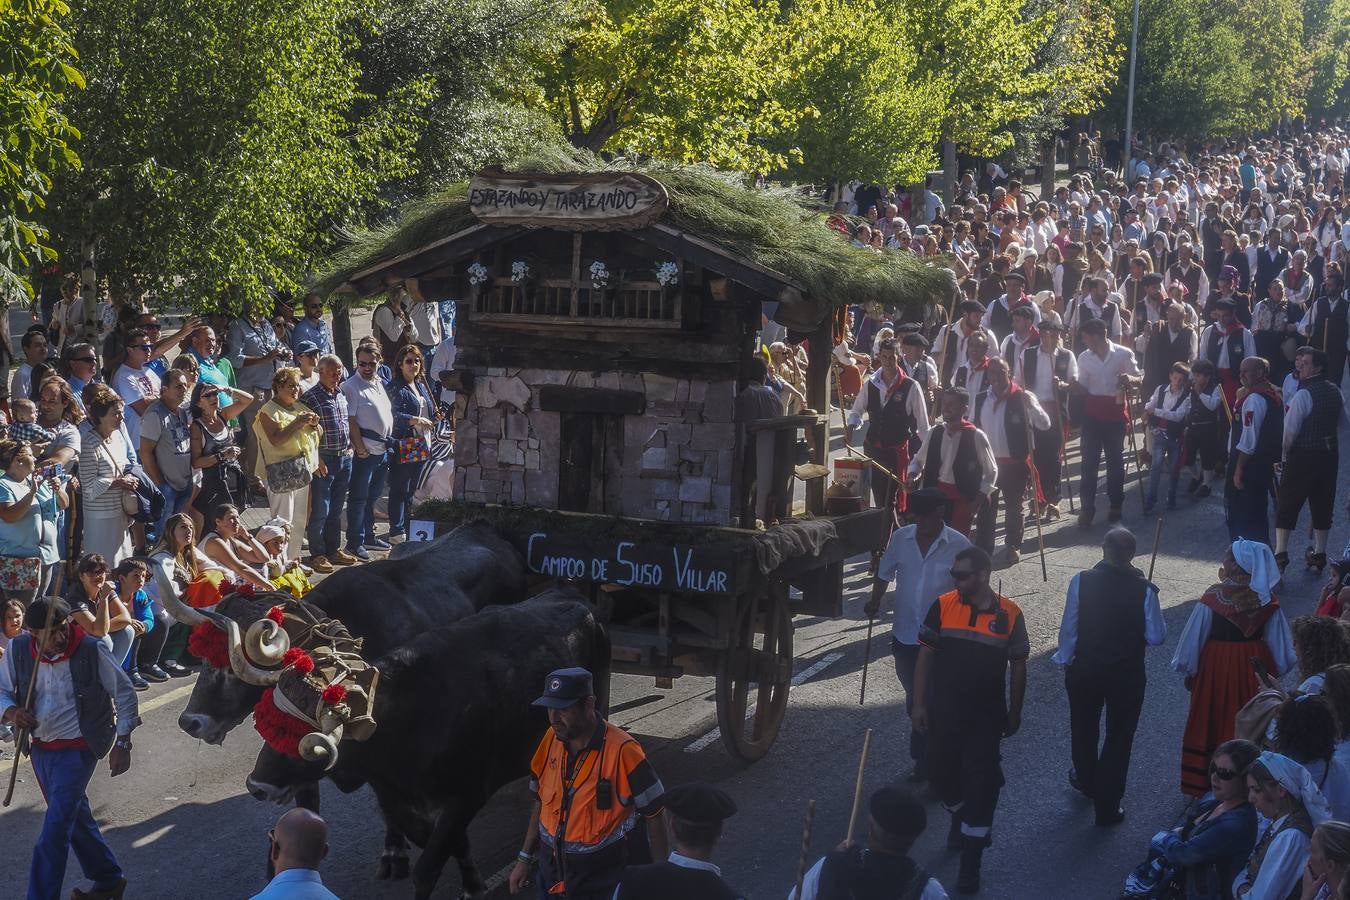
[
  {"xmin": 135, "ymin": 344, "xmax": 153, "ymax": 352},
  {"xmin": 71, "ymin": 357, "xmax": 96, "ymax": 364},
  {"xmin": 1210, "ymin": 763, "xmax": 1241, "ymax": 781},
  {"xmin": 357, "ymin": 360, "xmax": 377, "ymax": 368},
  {"xmin": 949, "ymin": 569, "xmax": 975, "ymax": 581}
]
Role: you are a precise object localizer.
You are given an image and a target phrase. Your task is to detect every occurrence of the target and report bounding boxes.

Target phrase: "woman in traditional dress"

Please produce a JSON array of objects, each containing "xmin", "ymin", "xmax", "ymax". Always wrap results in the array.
[
  {"xmin": 1173, "ymin": 539, "xmax": 1296, "ymax": 796},
  {"xmin": 1233, "ymin": 752, "xmax": 1330, "ymax": 898}
]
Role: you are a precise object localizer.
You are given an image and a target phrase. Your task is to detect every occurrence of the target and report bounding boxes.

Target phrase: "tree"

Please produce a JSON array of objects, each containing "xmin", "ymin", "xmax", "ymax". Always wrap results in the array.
[
  {"xmin": 537, "ymin": 0, "xmax": 812, "ymax": 172},
  {"xmin": 42, "ymin": 0, "xmax": 424, "ymax": 319},
  {"xmin": 0, "ymin": 0, "xmax": 82, "ymax": 301}
]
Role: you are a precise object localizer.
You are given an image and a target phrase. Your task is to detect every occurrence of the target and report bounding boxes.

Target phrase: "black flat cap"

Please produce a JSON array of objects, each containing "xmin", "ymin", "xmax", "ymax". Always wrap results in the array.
[{"xmin": 663, "ymin": 783, "xmax": 738, "ymax": 824}]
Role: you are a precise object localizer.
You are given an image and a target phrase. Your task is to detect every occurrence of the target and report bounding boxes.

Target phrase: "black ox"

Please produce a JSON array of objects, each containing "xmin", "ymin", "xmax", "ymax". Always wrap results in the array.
[
  {"xmin": 245, "ymin": 593, "xmax": 611, "ymax": 900},
  {"xmin": 164, "ymin": 520, "xmax": 525, "ymax": 878}
]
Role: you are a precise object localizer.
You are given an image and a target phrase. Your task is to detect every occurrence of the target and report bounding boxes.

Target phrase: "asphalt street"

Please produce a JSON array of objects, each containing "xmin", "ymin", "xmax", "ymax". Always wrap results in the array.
[{"xmin": 2, "ymin": 407, "xmax": 1347, "ymax": 900}]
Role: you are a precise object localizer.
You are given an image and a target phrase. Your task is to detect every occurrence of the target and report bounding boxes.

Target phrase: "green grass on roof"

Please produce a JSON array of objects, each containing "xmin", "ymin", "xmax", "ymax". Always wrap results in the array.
[{"xmin": 315, "ymin": 144, "xmax": 955, "ymax": 318}]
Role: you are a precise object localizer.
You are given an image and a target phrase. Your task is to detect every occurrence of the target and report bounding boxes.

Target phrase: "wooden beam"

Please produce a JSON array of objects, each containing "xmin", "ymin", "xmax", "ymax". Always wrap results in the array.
[
  {"xmin": 345, "ymin": 224, "xmax": 525, "ymax": 296},
  {"xmin": 805, "ymin": 318, "xmax": 833, "ymax": 515},
  {"xmin": 539, "ymin": 386, "xmax": 647, "ymax": 416},
  {"xmin": 631, "ymin": 225, "xmax": 802, "ymax": 302}
]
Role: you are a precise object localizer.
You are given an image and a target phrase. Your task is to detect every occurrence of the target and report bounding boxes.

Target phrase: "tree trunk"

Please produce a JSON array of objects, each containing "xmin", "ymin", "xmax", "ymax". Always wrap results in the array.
[
  {"xmin": 332, "ymin": 300, "xmax": 354, "ymax": 372},
  {"xmin": 1040, "ymin": 138, "xmax": 1057, "ymax": 200},
  {"xmin": 942, "ymin": 138, "xmax": 958, "ymax": 203}
]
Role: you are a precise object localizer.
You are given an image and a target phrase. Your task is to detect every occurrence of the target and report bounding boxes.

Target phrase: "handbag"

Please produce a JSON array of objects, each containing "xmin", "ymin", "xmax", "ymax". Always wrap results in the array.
[
  {"xmin": 265, "ymin": 455, "xmax": 312, "ymax": 494},
  {"xmin": 398, "ymin": 434, "xmax": 430, "ymax": 465},
  {"xmin": 0, "ymin": 555, "xmax": 41, "ymax": 592}
]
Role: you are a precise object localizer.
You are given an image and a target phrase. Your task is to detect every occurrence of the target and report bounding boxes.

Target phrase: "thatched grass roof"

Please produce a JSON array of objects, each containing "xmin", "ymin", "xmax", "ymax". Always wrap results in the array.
[{"xmin": 314, "ymin": 145, "xmax": 955, "ymax": 317}]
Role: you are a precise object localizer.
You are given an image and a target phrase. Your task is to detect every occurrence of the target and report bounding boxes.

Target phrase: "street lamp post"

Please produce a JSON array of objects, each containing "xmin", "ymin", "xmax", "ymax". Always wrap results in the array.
[{"xmin": 1122, "ymin": 0, "xmax": 1141, "ymax": 179}]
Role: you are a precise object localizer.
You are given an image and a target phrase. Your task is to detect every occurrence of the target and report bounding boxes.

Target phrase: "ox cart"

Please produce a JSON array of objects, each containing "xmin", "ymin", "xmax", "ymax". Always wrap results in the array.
[{"xmin": 324, "ymin": 157, "xmax": 950, "ymax": 761}]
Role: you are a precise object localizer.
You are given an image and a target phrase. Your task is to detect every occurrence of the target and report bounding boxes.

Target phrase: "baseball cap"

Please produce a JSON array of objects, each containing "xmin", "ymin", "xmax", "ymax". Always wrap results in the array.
[
  {"xmin": 532, "ymin": 667, "xmax": 594, "ymax": 709},
  {"xmin": 295, "ymin": 340, "xmax": 320, "ymax": 358}
]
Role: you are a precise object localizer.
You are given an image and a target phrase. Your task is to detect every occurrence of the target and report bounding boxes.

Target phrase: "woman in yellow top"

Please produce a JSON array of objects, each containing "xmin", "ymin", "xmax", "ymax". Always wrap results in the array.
[{"xmin": 252, "ymin": 366, "xmax": 320, "ymax": 562}]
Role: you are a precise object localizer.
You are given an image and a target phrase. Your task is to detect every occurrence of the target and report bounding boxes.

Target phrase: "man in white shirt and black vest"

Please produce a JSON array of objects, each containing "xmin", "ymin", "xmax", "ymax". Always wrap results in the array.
[
  {"xmin": 908, "ymin": 388, "xmax": 999, "ymax": 540},
  {"xmin": 1199, "ymin": 297, "xmax": 1257, "ymax": 412},
  {"xmin": 1181, "ymin": 359, "xmax": 1225, "ymax": 500},
  {"xmin": 1143, "ymin": 302, "xmax": 1198, "ymax": 402},
  {"xmin": 614, "ymin": 783, "xmax": 742, "ymax": 900},
  {"xmin": 847, "ymin": 338, "xmax": 930, "ymax": 513},
  {"xmin": 998, "ymin": 306, "xmax": 1038, "ymax": 384},
  {"xmin": 1064, "ymin": 277, "xmax": 1124, "ymax": 355},
  {"xmin": 1022, "ymin": 313, "xmax": 1077, "ymax": 520},
  {"xmin": 981, "ymin": 271, "xmax": 1041, "ymax": 344},
  {"xmin": 0, "ymin": 596, "xmax": 140, "ymax": 900},
  {"xmin": 1225, "ymin": 356, "xmax": 1284, "ymax": 546},
  {"xmin": 1069, "ymin": 318, "xmax": 1142, "ymax": 528},
  {"xmin": 899, "ymin": 332, "xmax": 939, "ymax": 417},
  {"xmin": 972, "ymin": 359, "xmax": 1051, "ymax": 564},
  {"xmin": 1053, "ymin": 527, "xmax": 1166, "ymax": 827},
  {"xmin": 934, "ymin": 302, "xmax": 996, "ymax": 388},
  {"xmin": 1299, "ymin": 268, "xmax": 1349, "ymax": 390},
  {"xmin": 1274, "ymin": 346, "xmax": 1346, "ymax": 573},
  {"xmin": 952, "ymin": 333, "xmax": 993, "ymax": 400}
]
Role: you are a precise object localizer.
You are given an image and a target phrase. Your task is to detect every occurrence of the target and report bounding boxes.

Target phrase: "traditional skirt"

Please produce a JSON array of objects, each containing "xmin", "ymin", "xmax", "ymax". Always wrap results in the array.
[{"xmin": 1180, "ymin": 637, "xmax": 1276, "ymax": 796}]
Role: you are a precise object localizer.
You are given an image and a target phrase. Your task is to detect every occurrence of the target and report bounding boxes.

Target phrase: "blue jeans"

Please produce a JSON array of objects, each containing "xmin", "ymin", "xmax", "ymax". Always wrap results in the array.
[
  {"xmin": 308, "ymin": 451, "xmax": 352, "ymax": 557},
  {"xmin": 153, "ymin": 481, "xmax": 190, "ymax": 542},
  {"xmin": 29, "ymin": 746, "xmax": 123, "ymax": 900},
  {"xmin": 1145, "ymin": 428, "xmax": 1182, "ymax": 509},
  {"xmin": 346, "ymin": 449, "xmax": 389, "ymax": 550},
  {"xmin": 386, "ymin": 458, "xmax": 427, "ymax": 537},
  {"xmin": 99, "ymin": 626, "xmax": 134, "ymax": 668}
]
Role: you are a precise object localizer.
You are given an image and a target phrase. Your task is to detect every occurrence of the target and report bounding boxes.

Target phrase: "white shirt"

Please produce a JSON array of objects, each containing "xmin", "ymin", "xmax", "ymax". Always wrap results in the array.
[
  {"xmin": 1283, "ymin": 379, "xmax": 1349, "ymax": 455},
  {"xmin": 430, "ymin": 335, "xmax": 458, "ymax": 406},
  {"xmin": 1075, "ymin": 342, "xmax": 1140, "ymax": 396},
  {"xmin": 876, "ymin": 525, "xmax": 971, "ymax": 644},
  {"xmin": 846, "ymin": 369, "xmax": 930, "ymax": 437},
  {"xmin": 790, "ymin": 854, "xmax": 950, "ymax": 900},
  {"xmin": 1052, "ymin": 569, "xmax": 1166, "ymax": 665},
  {"xmin": 409, "ymin": 299, "xmax": 443, "ymax": 347},
  {"xmin": 0, "ymin": 634, "xmax": 139, "ymax": 741},
  {"xmin": 907, "ymin": 422, "xmax": 999, "ymax": 496},
  {"xmin": 973, "ymin": 388, "xmax": 1051, "ymax": 458},
  {"xmin": 953, "ymin": 362, "xmax": 990, "ymax": 399},
  {"xmin": 999, "ymin": 332, "xmax": 1036, "ymax": 383},
  {"xmin": 113, "ymin": 363, "xmax": 161, "ymax": 449},
  {"xmin": 933, "ymin": 323, "xmax": 997, "ymax": 385},
  {"xmin": 1235, "ymin": 389, "xmax": 1276, "ymax": 455},
  {"xmin": 1231, "ymin": 818, "xmax": 1310, "ymax": 900},
  {"xmin": 340, "ymin": 372, "xmax": 394, "ymax": 454},
  {"xmin": 1065, "ymin": 297, "xmax": 1124, "ymax": 342},
  {"xmin": 1026, "ymin": 346, "xmax": 1078, "ymax": 403},
  {"xmin": 1171, "ymin": 600, "xmax": 1296, "ymax": 676},
  {"xmin": 1297, "ymin": 294, "xmax": 1350, "ymax": 353},
  {"xmin": 1145, "ymin": 384, "xmax": 1191, "ymax": 424}
]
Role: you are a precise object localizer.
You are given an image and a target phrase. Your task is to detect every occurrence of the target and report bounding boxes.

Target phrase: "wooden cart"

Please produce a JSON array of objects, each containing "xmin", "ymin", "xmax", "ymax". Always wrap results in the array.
[{"xmin": 327, "ymin": 166, "xmax": 932, "ymax": 760}]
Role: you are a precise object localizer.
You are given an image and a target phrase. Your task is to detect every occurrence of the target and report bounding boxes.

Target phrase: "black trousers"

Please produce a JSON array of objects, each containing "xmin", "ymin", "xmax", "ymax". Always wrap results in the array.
[
  {"xmin": 930, "ymin": 715, "xmax": 1004, "ymax": 840},
  {"xmin": 1033, "ymin": 423, "xmax": 1063, "ymax": 504},
  {"xmin": 1079, "ymin": 418, "xmax": 1126, "ymax": 513},
  {"xmin": 976, "ymin": 460, "xmax": 1028, "ymax": 553},
  {"xmin": 1276, "ymin": 447, "xmax": 1338, "ymax": 530},
  {"xmin": 1066, "ymin": 662, "xmax": 1145, "ymax": 820},
  {"xmin": 891, "ymin": 639, "xmax": 927, "ymax": 766}
]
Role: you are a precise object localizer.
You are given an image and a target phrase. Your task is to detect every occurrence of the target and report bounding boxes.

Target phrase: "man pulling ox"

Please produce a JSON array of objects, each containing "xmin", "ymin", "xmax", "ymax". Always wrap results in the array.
[{"xmin": 1275, "ymin": 347, "xmax": 1346, "ymax": 573}]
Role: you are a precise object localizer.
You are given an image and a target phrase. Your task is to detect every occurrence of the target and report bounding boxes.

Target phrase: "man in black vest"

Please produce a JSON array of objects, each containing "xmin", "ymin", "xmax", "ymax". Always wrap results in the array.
[
  {"xmin": 1052, "ymin": 528, "xmax": 1165, "ymax": 827},
  {"xmin": 1143, "ymin": 302, "xmax": 1198, "ymax": 401},
  {"xmin": 1166, "ymin": 241, "xmax": 1209, "ymax": 309},
  {"xmin": 1225, "ymin": 356, "xmax": 1284, "ymax": 545},
  {"xmin": 934, "ymin": 301, "xmax": 995, "ymax": 388},
  {"xmin": 972, "ymin": 359, "xmax": 1051, "ymax": 563},
  {"xmin": 953, "ymin": 333, "xmax": 992, "ymax": 401},
  {"xmin": 1203, "ymin": 266, "xmax": 1252, "ymax": 329},
  {"xmin": 1181, "ymin": 359, "xmax": 1225, "ymax": 500},
  {"xmin": 908, "ymin": 388, "xmax": 998, "ymax": 539},
  {"xmin": 1275, "ymin": 347, "xmax": 1346, "ymax": 573},
  {"xmin": 1299, "ymin": 269, "xmax": 1349, "ymax": 390},
  {"xmin": 1199, "ymin": 298, "xmax": 1257, "ymax": 411},
  {"xmin": 1022, "ymin": 313, "xmax": 1077, "ymax": 520},
  {"xmin": 1253, "ymin": 228, "xmax": 1289, "ymax": 306},
  {"xmin": 981, "ymin": 271, "xmax": 1040, "ymax": 344},
  {"xmin": 846, "ymin": 338, "xmax": 930, "ymax": 512},
  {"xmin": 0, "ymin": 597, "xmax": 140, "ymax": 900},
  {"xmin": 614, "ymin": 783, "xmax": 742, "ymax": 900},
  {"xmin": 791, "ymin": 786, "xmax": 948, "ymax": 900}
]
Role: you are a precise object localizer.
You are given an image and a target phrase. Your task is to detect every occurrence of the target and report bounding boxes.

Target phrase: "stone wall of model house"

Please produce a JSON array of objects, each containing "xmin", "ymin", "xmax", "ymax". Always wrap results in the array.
[{"xmin": 452, "ymin": 369, "xmax": 737, "ymax": 525}]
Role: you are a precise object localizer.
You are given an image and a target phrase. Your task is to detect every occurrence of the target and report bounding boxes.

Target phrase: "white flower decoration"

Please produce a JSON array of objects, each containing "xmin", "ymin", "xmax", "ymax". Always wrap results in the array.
[
  {"xmin": 511, "ymin": 260, "xmax": 530, "ymax": 282},
  {"xmin": 467, "ymin": 262, "xmax": 488, "ymax": 286},
  {"xmin": 589, "ymin": 261, "xmax": 610, "ymax": 289},
  {"xmin": 655, "ymin": 261, "xmax": 679, "ymax": 287}
]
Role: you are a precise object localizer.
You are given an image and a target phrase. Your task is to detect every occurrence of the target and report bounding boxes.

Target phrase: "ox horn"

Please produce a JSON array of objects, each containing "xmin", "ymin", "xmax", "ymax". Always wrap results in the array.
[
  {"xmin": 224, "ymin": 619, "xmax": 284, "ymax": 686},
  {"xmin": 298, "ymin": 723, "xmax": 344, "ymax": 770},
  {"xmin": 244, "ymin": 618, "xmax": 291, "ymax": 665},
  {"xmin": 158, "ymin": 581, "xmax": 216, "ymax": 627}
]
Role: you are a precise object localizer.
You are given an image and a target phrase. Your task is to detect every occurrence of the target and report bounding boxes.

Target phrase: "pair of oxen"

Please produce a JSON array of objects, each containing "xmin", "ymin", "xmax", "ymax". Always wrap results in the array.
[{"xmin": 160, "ymin": 521, "xmax": 610, "ymax": 899}]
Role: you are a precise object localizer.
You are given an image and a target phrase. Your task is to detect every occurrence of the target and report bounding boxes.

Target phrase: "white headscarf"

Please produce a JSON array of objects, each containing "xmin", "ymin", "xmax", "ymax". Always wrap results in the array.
[
  {"xmin": 1257, "ymin": 751, "xmax": 1332, "ymax": 825},
  {"xmin": 1231, "ymin": 539, "xmax": 1282, "ymax": 605}
]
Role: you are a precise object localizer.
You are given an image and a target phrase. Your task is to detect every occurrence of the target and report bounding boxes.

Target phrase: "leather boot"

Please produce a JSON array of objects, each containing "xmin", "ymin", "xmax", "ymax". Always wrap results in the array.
[
  {"xmin": 956, "ymin": 837, "xmax": 985, "ymax": 894},
  {"xmin": 71, "ymin": 879, "xmax": 127, "ymax": 900}
]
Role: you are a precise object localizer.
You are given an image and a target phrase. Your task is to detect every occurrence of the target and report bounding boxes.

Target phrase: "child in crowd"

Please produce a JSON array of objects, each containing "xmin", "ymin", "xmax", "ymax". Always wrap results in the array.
[
  {"xmin": 0, "ymin": 596, "xmax": 22, "ymax": 745},
  {"xmin": 8, "ymin": 398, "xmax": 54, "ymax": 453},
  {"xmin": 112, "ymin": 557, "xmax": 162, "ymax": 691}
]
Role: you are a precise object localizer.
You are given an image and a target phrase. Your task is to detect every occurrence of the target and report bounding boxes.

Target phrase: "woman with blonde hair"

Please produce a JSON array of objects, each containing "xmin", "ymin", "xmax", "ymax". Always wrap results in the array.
[
  {"xmin": 252, "ymin": 366, "xmax": 320, "ymax": 561},
  {"xmin": 1302, "ymin": 820, "xmax": 1350, "ymax": 900}
]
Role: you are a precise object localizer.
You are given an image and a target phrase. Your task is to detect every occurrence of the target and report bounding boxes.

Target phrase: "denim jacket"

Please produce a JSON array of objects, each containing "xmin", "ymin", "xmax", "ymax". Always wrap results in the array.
[
  {"xmin": 387, "ymin": 378, "xmax": 434, "ymax": 443},
  {"xmin": 1156, "ymin": 798, "xmax": 1257, "ymax": 900}
]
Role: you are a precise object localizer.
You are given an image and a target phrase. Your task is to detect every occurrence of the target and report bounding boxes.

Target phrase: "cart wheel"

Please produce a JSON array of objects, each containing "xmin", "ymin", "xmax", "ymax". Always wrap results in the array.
[{"xmin": 715, "ymin": 594, "xmax": 793, "ymax": 762}]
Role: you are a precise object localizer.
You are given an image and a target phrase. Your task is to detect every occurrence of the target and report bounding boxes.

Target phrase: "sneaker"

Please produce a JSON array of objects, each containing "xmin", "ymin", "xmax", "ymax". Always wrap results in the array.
[
  {"xmin": 331, "ymin": 548, "xmax": 359, "ymax": 565},
  {"xmin": 1043, "ymin": 503, "xmax": 1061, "ymax": 521},
  {"xmin": 141, "ymin": 665, "xmax": 169, "ymax": 683},
  {"xmin": 129, "ymin": 672, "xmax": 149, "ymax": 692},
  {"xmin": 367, "ymin": 537, "xmax": 393, "ymax": 550},
  {"xmin": 348, "ymin": 545, "xmax": 371, "ymax": 561},
  {"xmin": 387, "ymin": 531, "xmax": 407, "ymax": 544},
  {"xmin": 162, "ymin": 661, "xmax": 193, "ymax": 678},
  {"xmin": 308, "ymin": 555, "xmax": 334, "ymax": 574}
]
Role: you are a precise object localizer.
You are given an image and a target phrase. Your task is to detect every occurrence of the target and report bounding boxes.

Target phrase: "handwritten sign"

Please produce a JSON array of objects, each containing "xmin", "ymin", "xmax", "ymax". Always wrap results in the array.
[
  {"xmin": 525, "ymin": 531, "xmax": 737, "ymax": 595},
  {"xmin": 468, "ymin": 171, "xmax": 668, "ymax": 231}
]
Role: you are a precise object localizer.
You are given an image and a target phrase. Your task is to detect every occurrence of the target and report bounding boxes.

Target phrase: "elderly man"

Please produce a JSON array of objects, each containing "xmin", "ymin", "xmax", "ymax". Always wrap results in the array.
[
  {"xmin": 1053, "ymin": 528, "xmax": 1165, "ymax": 826},
  {"xmin": 251, "ymin": 808, "xmax": 339, "ymax": 900},
  {"xmin": 1022, "ymin": 313, "xmax": 1077, "ymax": 519},
  {"xmin": 972, "ymin": 358, "xmax": 1051, "ymax": 563},
  {"xmin": 1275, "ymin": 347, "xmax": 1346, "ymax": 572},
  {"xmin": 303, "ymin": 354, "xmax": 356, "ymax": 573}
]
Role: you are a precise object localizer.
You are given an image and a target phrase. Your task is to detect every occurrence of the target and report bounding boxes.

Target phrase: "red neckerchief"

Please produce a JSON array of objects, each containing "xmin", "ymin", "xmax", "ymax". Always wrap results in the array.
[
  {"xmin": 1222, "ymin": 319, "xmax": 1244, "ymax": 337},
  {"xmin": 1024, "ymin": 325, "xmax": 1040, "ymax": 344},
  {"xmin": 30, "ymin": 623, "xmax": 85, "ymax": 664},
  {"xmin": 1200, "ymin": 589, "xmax": 1278, "ymax": 639},
  {"xmin": 879, "ymin": 367, "xmax": 910, "ymax": 406},
  {"xmin": 1008, "ymin": 292, "xmax": 1030, "ymax": 309},
  {"xmin": 945, "ymin": 419, "xmax": 977, "ymax": 436},
  {"xmin": 971, "ymin": 356, "xmax": 990, "ymax": 372}
]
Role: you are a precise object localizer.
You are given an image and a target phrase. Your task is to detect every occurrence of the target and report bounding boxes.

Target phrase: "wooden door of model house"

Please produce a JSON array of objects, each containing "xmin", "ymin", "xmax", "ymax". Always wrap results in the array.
[{"xmin": 558, "ymin": 412, "xmax": 624, "ymax": 514}]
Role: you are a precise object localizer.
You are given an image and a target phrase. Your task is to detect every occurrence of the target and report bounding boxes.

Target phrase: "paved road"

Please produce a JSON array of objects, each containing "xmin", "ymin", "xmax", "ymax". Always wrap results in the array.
[{"xmin": 2, "ymin": 412, "xmax": 1345, "ymax": 900}]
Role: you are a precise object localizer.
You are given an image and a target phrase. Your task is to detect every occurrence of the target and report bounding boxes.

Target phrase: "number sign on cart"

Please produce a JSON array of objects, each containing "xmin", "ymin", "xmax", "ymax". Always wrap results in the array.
[{"xmin": 525, "ymin": 531, "xmax": 737, "ymax": 595}]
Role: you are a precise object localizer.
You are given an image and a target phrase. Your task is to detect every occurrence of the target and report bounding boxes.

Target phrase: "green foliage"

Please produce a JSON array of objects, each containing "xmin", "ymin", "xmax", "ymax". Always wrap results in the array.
[
  {"xmin": 0, "ymin": 0, "xmax": 81, "ymax": 301},
  {"xmin": 1305, "ymin": 0, "xmax": 1350, "ymax": 113},
  {"xmin": 42, "ymin": 0, "xmax": 424, "ymax": 313},
  {"xmin": 537, "ymin": 0, "xmax": 812, "ymax": 173},
  {"xmin": 317, "ymin": 145, "xmax": 956, "ymax": 316}
]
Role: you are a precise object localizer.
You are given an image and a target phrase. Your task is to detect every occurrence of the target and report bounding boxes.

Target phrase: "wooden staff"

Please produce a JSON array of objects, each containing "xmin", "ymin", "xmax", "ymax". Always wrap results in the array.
[
  {"xmin": 845, "ymin": 729, "xmax": 874, "ymax": 846},
  {"xmin": 1147, "ymin": 516, "xmax": 1164, "ymax": 582},
  {"xmin": 842, "ymin": 443, "xmax": 902, "ymax": 485},
  {"xmin": 859, "ymin": 614, "xmax": 876, "ymax": 706},
  {"xmin": 4, "ymin": 584, "xmax": 63, "ymax": 808},
  {"xmin": 1025, "ymin": 407, "xmax": 1048, "ymax": 581},
  {"xmin": 1123, "ymin": 387, "xmax": 1146, "ymax": 512},
  {"xmin": 794, "ymin": 799, "xmax": 817, "ymax": 899},
  {"xmin": 1052, "ymin": 377, "xmax": 1076, "ymax": 515}
]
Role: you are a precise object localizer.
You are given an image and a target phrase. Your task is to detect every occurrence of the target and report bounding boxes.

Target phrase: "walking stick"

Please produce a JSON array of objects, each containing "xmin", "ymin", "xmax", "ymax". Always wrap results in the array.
[
  {"xmin": 1025, "ymin": 410, "xmax": 1048, "ymax": 582},
  {"xmin": 859, "ymin": 614, "xmax": 876, "ymax": 706},
  {"xmin": 4, "ymin": 576, "xmax": 64, "ymax": 808},
  {"xmin": 845, "ymin": 729, "xmax": 874, "ymax": 846},
  {"xmin": 794, "ymin": 800, "xmax": 816, "ymax": 900},
  {"xmin": 1123, "ymin": 387, "xmax": 1146, "ymax": 513},
  {"xmin": 1053, "ymin": 378, "xmax": 1076, "ymax": 515},
  {"xmin": 1147, "ymin": 516, "xmax": 1164, "ymax": 582}
]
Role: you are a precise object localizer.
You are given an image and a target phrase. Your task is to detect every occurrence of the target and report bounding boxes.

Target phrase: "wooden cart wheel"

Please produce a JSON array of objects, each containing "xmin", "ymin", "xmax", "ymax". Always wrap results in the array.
[{"xmin": 715, "ymin": 593, "xmax": 793, "ymax": 762}]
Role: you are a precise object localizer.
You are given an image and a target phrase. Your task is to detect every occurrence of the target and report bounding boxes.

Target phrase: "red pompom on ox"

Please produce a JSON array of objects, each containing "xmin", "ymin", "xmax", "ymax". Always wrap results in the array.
[
  {"xmin": 321, "ymin": 683, "xmax": 347, "ymax": 705},
  {"xmin": 266, "ymin": 605, "xmax": 286, "ymax": 625}
]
